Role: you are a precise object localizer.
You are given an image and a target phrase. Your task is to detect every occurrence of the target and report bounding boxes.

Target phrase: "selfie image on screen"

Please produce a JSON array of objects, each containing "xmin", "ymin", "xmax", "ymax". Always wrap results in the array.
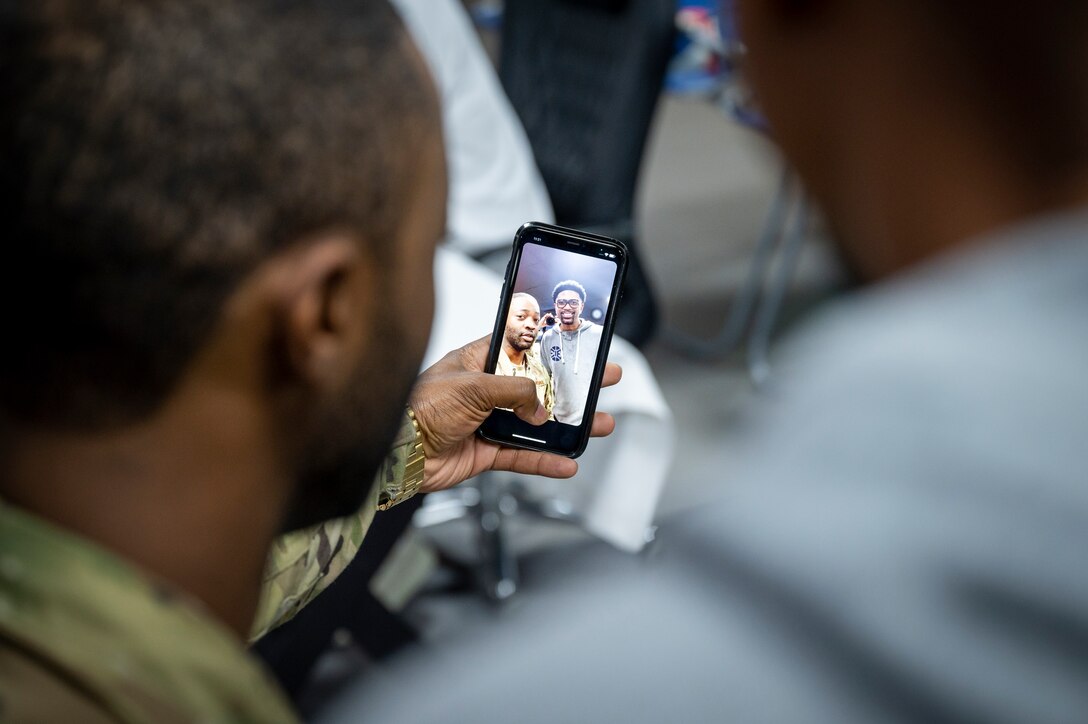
[{"xmin": 493, "ymin": 242, "xmax": 618, "ymax": 426}]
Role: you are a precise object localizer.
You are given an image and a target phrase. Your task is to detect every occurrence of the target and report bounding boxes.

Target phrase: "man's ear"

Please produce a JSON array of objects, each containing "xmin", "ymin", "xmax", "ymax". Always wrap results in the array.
[{"xmin": 266, "ymin": 233, "xmax": 375, "ymax": 389}]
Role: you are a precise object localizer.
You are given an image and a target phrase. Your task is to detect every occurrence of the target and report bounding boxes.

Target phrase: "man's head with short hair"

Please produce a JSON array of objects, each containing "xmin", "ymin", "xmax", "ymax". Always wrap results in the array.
[
  {"xmin": 736, "ymin": 0, "xmax": 1088, "ymax": 279},
  {"xmin": 552, "ymin": 280, "xmax": 586, "ymax": 330},
  {"xmin": 0, "ymin": 0, "xmax": 438, "ymax": 431},
  {"xmin": 0, "ymin": 0, "xmax": 446, "ymax": 536},
  {"xmin": 504, "ymin": 293, "xmax": 541, "ymax": 357},
  {"xmin": 552, "ymin": 280, "xmax": 587, "ymax": 306}
]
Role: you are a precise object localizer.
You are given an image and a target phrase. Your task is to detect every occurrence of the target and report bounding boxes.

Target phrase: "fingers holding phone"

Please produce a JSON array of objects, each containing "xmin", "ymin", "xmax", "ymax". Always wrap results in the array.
[
  {"xmin": 409, "ymin": 332, "xmax": 620, "ymax": 492},
  {"xmin": 480, "ymin": 222, "xmax": 627, "ymax": 458}
]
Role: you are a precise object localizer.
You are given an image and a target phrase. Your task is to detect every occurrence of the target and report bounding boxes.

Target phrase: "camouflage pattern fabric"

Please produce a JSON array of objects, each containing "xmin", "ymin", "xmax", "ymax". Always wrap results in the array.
[
  {"xmin": 495, "ymin": 345, "xmax": 555, "ymax": 419},
  {"xmin": 250, "ymin": 410, "xmax": 418, "ymax": 640},
  {"xmin": 0, "ymin": 411, "xmax": 418, "ymax": 720},
  {"xmin": 0, "ymin": 500, "xmax": 298, "ymax": 723}
]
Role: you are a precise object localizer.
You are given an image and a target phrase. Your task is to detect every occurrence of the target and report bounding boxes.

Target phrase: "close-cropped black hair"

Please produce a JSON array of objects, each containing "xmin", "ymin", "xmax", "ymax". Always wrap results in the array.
[
  {"xmin": 551, "ymin": 280, "xmax": 587, "ymax": 304},
  {"xmin": 0, "ymin": 0, "xmax": 436, "ymax": 430}
]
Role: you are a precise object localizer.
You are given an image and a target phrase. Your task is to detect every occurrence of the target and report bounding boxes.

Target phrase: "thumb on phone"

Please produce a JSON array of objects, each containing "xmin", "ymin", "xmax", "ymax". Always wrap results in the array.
[{"xmin": 474, "ymin": 373, "xmax": 548, "ymax": 425}]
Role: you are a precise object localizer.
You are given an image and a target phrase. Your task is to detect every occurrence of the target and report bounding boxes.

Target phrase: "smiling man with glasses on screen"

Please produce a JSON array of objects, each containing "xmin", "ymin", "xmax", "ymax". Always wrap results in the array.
[{"xmin": 539, "ymin": 280, "xmax": 603, "ymax": 426}]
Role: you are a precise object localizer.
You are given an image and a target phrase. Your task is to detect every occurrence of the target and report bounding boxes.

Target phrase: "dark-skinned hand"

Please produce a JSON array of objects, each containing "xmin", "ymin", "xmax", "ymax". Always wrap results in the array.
[{"xmin": 410, "ymin": 335, "xmax": 621, "ymax": 493}]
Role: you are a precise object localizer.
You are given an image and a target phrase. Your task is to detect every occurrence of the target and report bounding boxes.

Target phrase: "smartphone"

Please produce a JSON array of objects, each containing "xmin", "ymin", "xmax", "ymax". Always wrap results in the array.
[{"xmin": 479, "ymin": 222, "xmax": 628, "ymax": 458}]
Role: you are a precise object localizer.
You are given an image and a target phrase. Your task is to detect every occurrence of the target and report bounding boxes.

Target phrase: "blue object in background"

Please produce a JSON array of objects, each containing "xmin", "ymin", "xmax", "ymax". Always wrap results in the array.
[
  {"xmin": 666, "ymin": 0, "xmax": 725, "ymax": 94},
  {"xmin": 469, "ymin": 0, "xmax": 504, "ymax": 29}
]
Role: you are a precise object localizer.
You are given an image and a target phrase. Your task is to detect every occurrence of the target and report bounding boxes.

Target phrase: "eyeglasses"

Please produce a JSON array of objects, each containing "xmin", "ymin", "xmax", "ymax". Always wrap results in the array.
[{"xmin": 554, "ymin": 299, "xmax": 582, "ymax": 308}]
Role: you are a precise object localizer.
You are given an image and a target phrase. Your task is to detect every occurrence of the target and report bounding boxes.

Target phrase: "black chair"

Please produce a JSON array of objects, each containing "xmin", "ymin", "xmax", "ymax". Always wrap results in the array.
[{"xmin": 499, "ymin": 0, "xmax": 676, "ymax": 348}]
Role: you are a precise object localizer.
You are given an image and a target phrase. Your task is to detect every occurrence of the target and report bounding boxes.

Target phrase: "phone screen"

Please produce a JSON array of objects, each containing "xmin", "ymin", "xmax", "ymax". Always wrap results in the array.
[{"xmin": 480, "ymin": 223, "xmax": 626, "ymax": 458}]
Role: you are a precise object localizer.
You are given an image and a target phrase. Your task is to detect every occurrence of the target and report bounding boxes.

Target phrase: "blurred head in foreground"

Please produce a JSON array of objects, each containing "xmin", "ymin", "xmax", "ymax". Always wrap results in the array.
[
  {"xmin": 736, "ymin": 0, "xmax": 1088, "ymax": 278},
  {"xmin": 0, "ymin": 0, "xmax": 443, "ymax": 616}
]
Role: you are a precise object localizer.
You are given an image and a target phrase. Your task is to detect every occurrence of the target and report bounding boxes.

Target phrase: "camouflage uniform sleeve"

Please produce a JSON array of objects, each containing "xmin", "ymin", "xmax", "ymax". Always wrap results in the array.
[
  {"xmin": 539, "ymin": 355, "xmax": 555, "ymax": 416},
  {"xmin": 249, "ymin": 411, "xmax": 418, "ymax": 642},
  {"xmin": 528, "ymin": 348, "xmax": 555, "ymax": 417}
]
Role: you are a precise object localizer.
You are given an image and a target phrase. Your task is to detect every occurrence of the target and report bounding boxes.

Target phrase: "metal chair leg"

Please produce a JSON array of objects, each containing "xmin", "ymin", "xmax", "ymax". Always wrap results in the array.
[
  {"xmin": 746, "ymin": 197, "xmax": 808, "ymax": 386},
  {"xmin": 664, "ymin": 166, "xmax": 794, "ymax": 360},
  {"xmin": 475, "ymin": 472, "xmax": 518, "ymax": 601}
]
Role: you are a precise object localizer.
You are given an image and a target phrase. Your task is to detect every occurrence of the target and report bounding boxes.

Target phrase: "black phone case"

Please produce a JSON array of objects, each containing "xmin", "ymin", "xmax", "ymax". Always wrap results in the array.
[{"xmin": 478, "ymin": 221, "xmax": 628, "ymax": 458}]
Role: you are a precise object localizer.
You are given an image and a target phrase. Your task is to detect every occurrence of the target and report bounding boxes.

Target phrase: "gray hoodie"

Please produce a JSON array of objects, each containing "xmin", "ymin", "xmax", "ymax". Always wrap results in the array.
[{"xmin": 539, "ymin": 320, "xmax": 602, "ymax": 425}]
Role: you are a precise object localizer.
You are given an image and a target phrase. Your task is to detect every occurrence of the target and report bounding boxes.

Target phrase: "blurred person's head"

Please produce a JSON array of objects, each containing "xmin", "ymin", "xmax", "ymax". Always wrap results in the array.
[
  {"xmin": 735, "ymin": 0, "xmax": 1088, "ymax": 279},
  {"xmin": 552, "ymin": 280, "xmax": 587, "ymax": 330},
  {"xmin": 0, "ymin": 0, "xmax": 444, "ymax": 599},
  {"xmin": 504, "ymin": 293, "xmax": 541, "ymax": 358}
]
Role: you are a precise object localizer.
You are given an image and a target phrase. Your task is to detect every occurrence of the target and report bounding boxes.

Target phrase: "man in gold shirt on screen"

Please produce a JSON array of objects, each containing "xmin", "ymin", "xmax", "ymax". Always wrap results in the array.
[{"xmin": 494, "ymin": 293, "xmax": 555, "ymax": 420}]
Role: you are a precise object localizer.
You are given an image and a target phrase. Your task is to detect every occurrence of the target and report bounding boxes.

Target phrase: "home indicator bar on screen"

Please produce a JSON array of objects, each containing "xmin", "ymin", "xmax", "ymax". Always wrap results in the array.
[{"xmin": 512, "ymin": 434, "xmax": 547, "ymax": 444}]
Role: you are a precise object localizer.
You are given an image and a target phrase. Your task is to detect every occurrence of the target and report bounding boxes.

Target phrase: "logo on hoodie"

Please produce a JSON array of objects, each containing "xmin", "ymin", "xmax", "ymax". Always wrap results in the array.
[{"xmin": 549, "ymin": 345, "xmax": 562, "ymax": 362}]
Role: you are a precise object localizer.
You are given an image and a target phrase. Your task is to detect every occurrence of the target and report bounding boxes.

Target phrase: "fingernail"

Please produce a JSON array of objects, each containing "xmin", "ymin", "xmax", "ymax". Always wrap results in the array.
[{"xmin": 535, "ymin": 403, "xmax": 547, "ymax": 423}]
